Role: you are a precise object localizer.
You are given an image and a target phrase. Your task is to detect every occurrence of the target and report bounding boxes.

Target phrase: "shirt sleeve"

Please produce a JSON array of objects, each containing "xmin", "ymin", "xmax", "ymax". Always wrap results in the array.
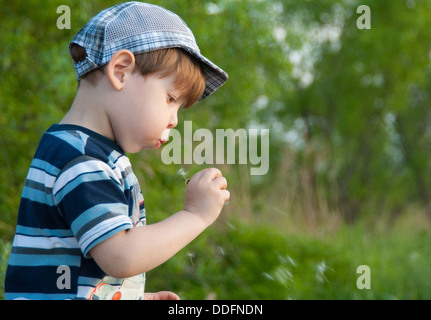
[{"xmin": 53, "ymin": 155, "xmax": 133, "ymax": 258}]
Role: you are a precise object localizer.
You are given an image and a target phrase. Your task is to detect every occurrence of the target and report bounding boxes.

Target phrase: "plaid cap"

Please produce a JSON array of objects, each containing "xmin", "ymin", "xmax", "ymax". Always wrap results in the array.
[{"xmin": 69, "ymin": 1, "xmax": 228, "ymax": 100}]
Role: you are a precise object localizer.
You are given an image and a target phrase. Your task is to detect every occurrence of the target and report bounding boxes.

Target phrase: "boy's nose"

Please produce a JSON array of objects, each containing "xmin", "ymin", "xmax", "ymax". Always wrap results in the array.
[{"xmin": 168, "ymin": 113, "xmax": 178, "ymax": 129}]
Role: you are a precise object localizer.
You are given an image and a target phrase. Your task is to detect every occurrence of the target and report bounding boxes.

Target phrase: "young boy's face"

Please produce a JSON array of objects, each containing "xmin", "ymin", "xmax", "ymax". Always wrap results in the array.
[{"xmin": 107, "ymin": 71, "xmax": 183, "ymax": 153}]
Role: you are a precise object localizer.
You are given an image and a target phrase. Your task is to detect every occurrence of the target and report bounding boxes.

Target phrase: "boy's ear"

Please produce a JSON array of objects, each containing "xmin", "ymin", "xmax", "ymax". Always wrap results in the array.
[{"xmin": 107, "ymin": 49, "xmax": 136, "ymax": 90}]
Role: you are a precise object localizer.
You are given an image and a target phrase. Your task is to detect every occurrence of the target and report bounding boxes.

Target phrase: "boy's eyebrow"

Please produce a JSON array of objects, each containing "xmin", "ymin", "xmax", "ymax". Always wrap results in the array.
[
  {"xmin": 168, "ymin": 84, "xmax": 185, "ymax": 102},
  {"xmin": 175, "ymin": 95, "xmax": 188, "ymax": 109},
  {"xmin": 177, "ymin": 96, "xmax": 187, "ymax": 108},
  {"xmin": 166, "ymin": 89, "xmax": 186, "ymax": 107}
]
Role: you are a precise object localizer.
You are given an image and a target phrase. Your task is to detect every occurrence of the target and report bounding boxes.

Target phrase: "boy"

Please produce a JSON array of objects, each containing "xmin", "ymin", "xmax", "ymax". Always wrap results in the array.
[{"xmin": 5, "ymin": 1, "xmax": 229, "ymax": 300}]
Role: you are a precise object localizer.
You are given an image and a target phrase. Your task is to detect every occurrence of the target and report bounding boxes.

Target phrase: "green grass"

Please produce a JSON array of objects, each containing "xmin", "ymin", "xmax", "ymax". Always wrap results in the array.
[
  {"xmin": 145, "ymin": 213, "xmax": 431, "ymax": 300},
  {"xmin": 2, "ymin": 213, "xmax": 431, "ymax": 300},
  {"xmin": 0, "ymin": 240, "xmax": 11, "ymax": 299}
]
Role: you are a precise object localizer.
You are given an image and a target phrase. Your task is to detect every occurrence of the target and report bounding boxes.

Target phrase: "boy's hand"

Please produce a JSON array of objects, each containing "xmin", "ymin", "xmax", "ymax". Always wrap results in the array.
[
  {"xmin": 184, "ymin": 168, "xmax": 230, "ymax": 226},
  {"xmin": 91, "ymin": 168, "xmax": 229, "ymax": 278},
  {"xmin": 144, "ymin": 291, "xmax": 180, "ymax": 300}
]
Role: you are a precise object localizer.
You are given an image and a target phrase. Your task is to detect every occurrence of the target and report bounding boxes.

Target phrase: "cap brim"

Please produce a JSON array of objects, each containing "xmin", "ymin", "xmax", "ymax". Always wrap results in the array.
[{"xmin": 180, "ymin": 47, "xmax": 228, "ymax": 101}]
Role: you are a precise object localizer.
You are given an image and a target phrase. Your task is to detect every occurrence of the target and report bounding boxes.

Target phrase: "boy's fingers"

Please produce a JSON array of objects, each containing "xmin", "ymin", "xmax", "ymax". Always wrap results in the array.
[
  {"xmin": 144, "ymin": 291, "xmax": 181, "ymax": 300},
  {"xmin": 213, "ymin": 176, "xmax": 227, "ymax": 190},
  {"xmin": 192, "ymin": 168, "xmax": 222, "ymax": 182},
  {"xmin": 223, "ymin": 190, "xmax": 230, "ymax": 202},
  {"xmin": 208, "ymin": 168, "xmax": 222, "ymax": 180}
]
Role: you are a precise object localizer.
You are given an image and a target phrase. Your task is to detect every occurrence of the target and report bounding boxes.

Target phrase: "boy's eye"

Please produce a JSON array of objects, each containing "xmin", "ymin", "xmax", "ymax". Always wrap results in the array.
[{"xmin": 167, "ymin": 94, "xmax": 176, "ymax": 103}]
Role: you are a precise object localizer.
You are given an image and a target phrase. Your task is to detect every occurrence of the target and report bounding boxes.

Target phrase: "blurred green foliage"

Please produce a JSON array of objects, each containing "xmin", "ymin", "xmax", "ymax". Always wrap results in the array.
[
  {"xmin": 147, "ymin": 215, "xmax": 431, "ymax": 299},
  {"xmin": 2, "ymin": 0, "xmax": 431, "ymax": 299}
]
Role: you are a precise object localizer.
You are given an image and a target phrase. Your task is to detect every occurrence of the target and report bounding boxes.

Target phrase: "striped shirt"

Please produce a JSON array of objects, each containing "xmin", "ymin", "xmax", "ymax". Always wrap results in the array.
[{"xmin": 5, "ymin": 124, "xmax": 146, "ymax": 300}]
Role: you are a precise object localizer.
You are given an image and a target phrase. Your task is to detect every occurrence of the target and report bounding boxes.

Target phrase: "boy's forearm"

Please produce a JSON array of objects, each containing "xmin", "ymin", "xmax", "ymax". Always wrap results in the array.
[{"xmin": 90, "ymin": 209, "xmax": 209, "ymax": 278}]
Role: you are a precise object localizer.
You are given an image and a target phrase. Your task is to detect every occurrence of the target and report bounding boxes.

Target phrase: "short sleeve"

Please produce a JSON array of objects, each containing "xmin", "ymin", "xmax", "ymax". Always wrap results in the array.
[{"xmin": 53, "ymin": 155, "xmax": 133, "ymax": 257}]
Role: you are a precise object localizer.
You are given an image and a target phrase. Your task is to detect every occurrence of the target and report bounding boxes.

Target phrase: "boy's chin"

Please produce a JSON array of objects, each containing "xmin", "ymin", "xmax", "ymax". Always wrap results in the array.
[{"xmin": 125, "ymin": 140, "xmax": 165, "ymax": 152}]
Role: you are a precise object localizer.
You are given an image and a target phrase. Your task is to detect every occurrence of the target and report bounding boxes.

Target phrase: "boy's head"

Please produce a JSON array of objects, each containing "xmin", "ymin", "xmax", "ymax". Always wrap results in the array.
[{"xmin": 69, "ymin": 1, "xmax": 228, "ymax": 105}]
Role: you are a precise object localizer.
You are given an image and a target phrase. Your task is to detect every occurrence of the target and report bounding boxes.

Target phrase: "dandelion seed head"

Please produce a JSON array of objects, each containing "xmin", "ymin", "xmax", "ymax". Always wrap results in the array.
[{"xmin": 177, "ymin": 168, "xmax": 188, "ymax": 178}]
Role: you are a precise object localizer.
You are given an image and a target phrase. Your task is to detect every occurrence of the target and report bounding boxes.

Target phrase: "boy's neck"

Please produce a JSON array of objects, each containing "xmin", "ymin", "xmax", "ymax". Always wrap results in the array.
[{"xmin": 60, "ymin": 82, "xmax": 115, "ymax": 142}]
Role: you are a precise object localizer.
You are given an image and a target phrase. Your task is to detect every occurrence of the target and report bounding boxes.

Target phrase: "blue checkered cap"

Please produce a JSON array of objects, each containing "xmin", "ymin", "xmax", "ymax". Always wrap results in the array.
[{"xmin": 69, "ymin": 1, "xmax": 228, "ymax": 100}]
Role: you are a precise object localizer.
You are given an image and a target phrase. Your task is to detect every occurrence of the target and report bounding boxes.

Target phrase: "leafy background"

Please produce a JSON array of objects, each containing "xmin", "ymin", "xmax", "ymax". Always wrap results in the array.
[{"xmin": 1, "ymin": 0, "xmax": 431, "ymax": 299}]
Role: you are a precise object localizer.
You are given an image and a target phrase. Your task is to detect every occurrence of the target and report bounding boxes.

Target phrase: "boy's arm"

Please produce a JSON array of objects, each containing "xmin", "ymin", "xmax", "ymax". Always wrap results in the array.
[{"xmin": 90, "ymin": 168, "xmax": 229, "ymax": 278}]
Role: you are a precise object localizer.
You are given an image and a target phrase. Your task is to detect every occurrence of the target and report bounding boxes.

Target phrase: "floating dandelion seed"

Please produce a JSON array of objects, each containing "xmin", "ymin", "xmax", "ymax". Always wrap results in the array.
[
  {"xmin": 287, "ymin": 256, "xmax": 297, "ymax": 267},
  {"xmin": 315, "ymin": 260, "xmax": 333, "ymax": 283},
  {"xmin": 187, "ymin": 252, "xmax": 195, "ymax": 268},
  {"xmin": 178, "ymin": 168, "xmax": 187, "ymax": 178},
  {"xmin": 262, "ymin": 272, "xmax": 274, "ymax": 281},
  {"xmin": 316, "ymin": 261, "xmax": 327, "ymax": 274},
  {"xmin": 177, "ymin": 168, "xmax": 190, "ymax": 185},
  {"xmin": 218, "ymin": 246, "xmax": 225, "ymax": 256},
  {"xmin": 273, "ymin": 267, "xmax": 294, "ymax": 289}
]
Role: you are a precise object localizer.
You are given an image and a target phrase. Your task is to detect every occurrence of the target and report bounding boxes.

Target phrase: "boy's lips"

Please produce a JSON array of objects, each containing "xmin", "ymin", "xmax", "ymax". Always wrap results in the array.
[
  {"xmin": 156, "ymin": 129, "xmax": 170, "ymax": 148},
  {"xmin": 156, "ymin": 139, "xmax": 168, "ymax": 149},
  {"xmin": 161, "ymin": 129, "xmax": 170, "ymax": 142}
]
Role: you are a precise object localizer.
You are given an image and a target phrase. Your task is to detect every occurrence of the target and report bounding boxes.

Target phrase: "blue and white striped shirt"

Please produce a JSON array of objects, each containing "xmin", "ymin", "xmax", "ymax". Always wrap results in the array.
[{"xmin": 5, "ymin": 124, "xmax": 146, "ymax": 299}]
